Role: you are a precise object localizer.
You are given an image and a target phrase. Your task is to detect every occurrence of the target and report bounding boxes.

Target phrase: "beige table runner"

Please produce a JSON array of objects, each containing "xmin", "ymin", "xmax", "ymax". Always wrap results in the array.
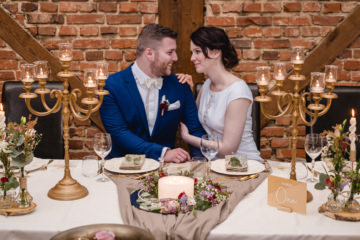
[{"xmin": 109, "ymin": 162, "xmax": 269, "ymax": 240}]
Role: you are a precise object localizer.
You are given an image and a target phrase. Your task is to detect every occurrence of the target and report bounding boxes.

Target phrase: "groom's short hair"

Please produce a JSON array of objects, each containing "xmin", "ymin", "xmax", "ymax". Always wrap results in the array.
[{"xmin": 136, "ymin": 24, "xmax": 177, "ymax": 57}]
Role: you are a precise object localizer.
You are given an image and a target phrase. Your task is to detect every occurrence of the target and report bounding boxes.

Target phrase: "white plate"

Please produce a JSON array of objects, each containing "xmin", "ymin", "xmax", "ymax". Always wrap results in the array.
[
  {"xmin": 210, "ymin": 159, "xmax": 265, "ymax": 176},
  {"xmin": 104, "ymin": 157, "xmax": 159, "ymax": 174}
]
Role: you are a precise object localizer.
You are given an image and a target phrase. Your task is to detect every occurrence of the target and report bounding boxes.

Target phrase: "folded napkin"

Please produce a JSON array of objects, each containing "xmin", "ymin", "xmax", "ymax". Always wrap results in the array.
[{"xmin": 109, "ymin": 162, "xmax": 269, "ymax": 240}]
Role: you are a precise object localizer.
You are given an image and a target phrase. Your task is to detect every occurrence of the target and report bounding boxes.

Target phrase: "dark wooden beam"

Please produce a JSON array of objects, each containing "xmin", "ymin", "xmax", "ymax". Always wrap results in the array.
[
  {"xmin": 261, "ymin": 6, "xmax": 360, "ymax": 128},
  {"xmin": 159, "ymin": 0, "xmax": 204, "ymax": 87},
  {"xmin": 0, "ymin": 6, "xmax": 105, "ymax": 131}
]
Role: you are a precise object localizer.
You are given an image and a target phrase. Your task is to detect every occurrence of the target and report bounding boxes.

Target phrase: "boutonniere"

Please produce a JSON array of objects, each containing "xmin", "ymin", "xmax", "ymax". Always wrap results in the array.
[{"xmin": 159, "ymin": 95, "xmax": 170, "ymax": 116}]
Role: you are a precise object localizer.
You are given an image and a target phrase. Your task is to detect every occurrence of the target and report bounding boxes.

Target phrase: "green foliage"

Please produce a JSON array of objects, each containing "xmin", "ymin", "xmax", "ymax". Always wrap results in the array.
[
  {"xmin": 230, "ymin": 157, "xmax": 241, "ymax": 167},
  {"xmin": 314, "ymin": 173, "xmax": 328, "ymax": 190}
]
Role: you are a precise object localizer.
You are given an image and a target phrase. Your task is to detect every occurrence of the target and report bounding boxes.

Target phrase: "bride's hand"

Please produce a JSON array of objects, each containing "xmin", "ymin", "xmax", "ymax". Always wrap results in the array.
[
  {"xmin": 176, "ymin": 73, "xmax": 194, "ymax": 89},
  {"xmin": 180, "ymin": 122, "xmax": 190, "ymax": 141}
]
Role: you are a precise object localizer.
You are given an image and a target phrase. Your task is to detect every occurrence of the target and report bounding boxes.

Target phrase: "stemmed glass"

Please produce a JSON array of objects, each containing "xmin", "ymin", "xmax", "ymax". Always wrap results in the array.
[
  {"xmin": 94, "ymin": 133, "xmax": 112, "ymax": 182},
  {"xmin": 200, "ymin": 134, "xmax": 219, "ymax": 178},
  {"xmin": 304, "ymin": 133, "xmax": 323, "ymax": 182}
]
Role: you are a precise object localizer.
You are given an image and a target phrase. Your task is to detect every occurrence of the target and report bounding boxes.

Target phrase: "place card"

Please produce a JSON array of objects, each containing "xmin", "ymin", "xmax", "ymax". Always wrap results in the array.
[{"xmin": 268, "ymin": 175, "xmax": 307, "ymax": 214}]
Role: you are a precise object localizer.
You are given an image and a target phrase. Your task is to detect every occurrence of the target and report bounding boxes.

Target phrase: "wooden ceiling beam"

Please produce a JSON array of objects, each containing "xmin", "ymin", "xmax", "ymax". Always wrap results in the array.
[
  {"xmin": 0, "ymin": 6, "xmax": 105, "ymax": 131},
  {"xmin": 261, "ymin": 6, "xmax": 360, "ymax": 128}
]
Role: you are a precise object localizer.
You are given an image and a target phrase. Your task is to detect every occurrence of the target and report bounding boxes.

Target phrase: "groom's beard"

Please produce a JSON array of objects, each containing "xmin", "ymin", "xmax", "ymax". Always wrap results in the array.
[{"xmin": 150, "ymin": 53, "xmax": 173, "ymax": 77}]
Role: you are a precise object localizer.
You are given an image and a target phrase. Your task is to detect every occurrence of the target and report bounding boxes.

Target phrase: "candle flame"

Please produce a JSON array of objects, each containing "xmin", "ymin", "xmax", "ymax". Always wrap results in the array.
[
  {"xmin": 352, "ymin": 108, "xmax": 355, "ymax": 117},
  {"xmin": 0, "ymin": 104, "xmax": 3, "ymax": 112},
  {"xmin": 296, "ymin": 55, "xmax": 300, "ymax": 61},
  {"xmin": 329, "ymin": 72, "xmax": 333, "ymax": 79}
]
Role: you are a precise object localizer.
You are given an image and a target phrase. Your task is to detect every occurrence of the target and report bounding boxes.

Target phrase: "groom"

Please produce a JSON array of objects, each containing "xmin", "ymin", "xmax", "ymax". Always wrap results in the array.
[{"xmin": 100, "ymin": 24, "xmax": 205, "ymax": 163}]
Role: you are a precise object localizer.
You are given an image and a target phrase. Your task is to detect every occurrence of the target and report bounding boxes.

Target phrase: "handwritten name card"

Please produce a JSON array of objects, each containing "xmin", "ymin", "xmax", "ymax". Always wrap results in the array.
[{"xmin": 268, "ymin": 175, "xmax": 307, "ymax": 214}]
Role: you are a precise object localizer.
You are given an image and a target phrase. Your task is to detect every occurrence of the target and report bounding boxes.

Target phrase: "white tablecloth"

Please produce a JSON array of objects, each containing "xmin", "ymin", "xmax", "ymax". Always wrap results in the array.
[{"xmin": 0, "ymin": 159, "xmax": 359, "ymax": 240}]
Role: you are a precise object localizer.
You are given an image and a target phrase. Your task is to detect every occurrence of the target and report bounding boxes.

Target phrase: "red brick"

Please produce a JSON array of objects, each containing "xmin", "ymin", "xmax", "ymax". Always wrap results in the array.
[
  {"xmin": 111, "ymin": 39, "xmax": 137, "ymax": 49},
  {"xmin": 241, "ymin": 73, "xmax": 256, "ymax": 83},
  {"xmin": 84, "ymin": 140, "xmax": 94, "ymax": 150},
  {"xmin": 243, "ymin": 3, "xmax": 261, "ymax": 12},
  {"xmin": 0, "ymin": 72, "xmax": 15, "ymax": 80},
  {"xmin": 79, "ymin": 3, "xmax": 96, "ymax": 13},
  {"xmin": 86, "ymin": 51, "xmax": 103, "ymax": 61},
  {"xmin": 352, "ymin": 72, "xmax": 360, "ymax": 81},
  {"xmin": 125, "ymin": 50, "xmax": 136, "ymax": 61},
  {"xmin": 276, "ymin": 149, "xmax": 306, "ymax": 159},
  {"xmin": 59, "ymin": 2, "xmax": 77, "ymax": 12},
  {"xmin": 279, "ymin": 51, "xmax": 292, "ymax": 61},
  {"xmin": 43, "ymin": 40, "xmax": 63, "ymax": 50},
  {"xmin": 236, "ymin": 17, "xmax": 251, "ymax": 26},
  {"xmin": 338, "ymin": 70, "xmax": 351, "ymax": 81},
  {"xmin": 244, "ymin": 27, "xmax": 262, "ymax": 37},
  {"xmin": 16, "ymin": 14, "xmax": 25, "ymax": 25},
  {"xmin": 70, "ymin": 128, "xmax": 85, "ymax": 137},
  {"xmin": 342, "ymin": 2, "xmax": 358, "ymax": 13},
  {"xmin": 0, "ymin": 51, "xmax": 17, "ymax": 59},
  {"xmin": 226, "ymin": 28, "xmax": 243, "ymax": 38},
  {"xmin": 79, "ymin": 62, "xmax": 97, "ymax": 71},
  {"xmin": 108, "ymin": 62, "xmax": 118, "ymax": 73},
  {"xmin": 38, "ymin": 27, "xmax": 56, "ymax": 36},
  {"xmin": 143, "ymin": 14, "xmax": 155, "ymax": 24},
  {"xmin": 263, "ymin": 51, "xmax": 279, "ymax": 60},
  {"xmin": 99, "ymin": 2, "xmax": 117, "ymax": 12},
  {"xmin": 105, "ymin": 51, "xmax": 123, "ymax": 60},
  {"xmin": 69, "ymin": 151, "xmax": 95, "ymax": 160},
  {"xmin": 290, "ymin": 39, "xmax": 314, "ymax": 49},
  {"xmin": 119, "ymin": 27, "xmax": 137, "ymax": 36},
  {"xmin": 0, "ymin": 60, "xmax": 17, "ymax": 70},
  {"xmin": 27, "ymin": 13, "xmax": 64, "ymax": 24},
  {"xmin": 72, "ymin": 51, "xmax": 84, "ymax": 61},
  {"xmin": 261, "ymin": 127, "xmax": 284, "ymax": 137},
  {"xmin": 260, "ymin": 138, "xmax": 268, "ymax": 147},
  {"xmin": 286, "ymin": 126, "xmax": 305, "ymax": 136},
  {"xmin": 73, "ymin": 40, "xmax": 109, "ymax": 49},
  {"xmin": 232, "ymin": 40, "xmax": 251, "ymax": 49},
  {"xmin": 296, "ymin": 138, "xmax": 305, "ymax": 149},
  {"xmin": 210, "ymin": 4, "xmax": 220, "ymax": 14},
  {"xmin": 223, "ymin": 3, "xmax": 242, "ymax": 13},
  {"xmin": 350, "ymin": 38, "xmax": 360, "ymax": 48},
  {"xmin": 59, "ymin": 26, "xmax": 77, "ymax": 36},
  {"xmin": 321, "ymin": 27, "xmax": 332, "ymax": 37},
  {"xmin": 0, "ymin": 40, "xmax": 6, "ymax": 48},
  {"xmin": 323, "ymin": 3, "xmax": 341, "ymax": 13},
  {"xmin": 139, "ymin": 3, "xmax": 157, "ymax": 13},
  {"xmin": 254, "ymin": 39, "xmax": 290, "ymax": 49},
  {"xmin": 233, "ymin": 62, "xmax": 266, "ymax": 72},
  {"xmin": 121, "ymin": 62, "xmax": 131, "ymax": 70},
  {"xmin": 354, "ymin": 50, "xmax": 360, "ymax": 59},
  {"xmin": 264, "ymin": 28, "xmax": 281, "ymax": 37},
  {"xmin": 206, "ymin": 17, "xmax": 235, "ymax": 26},
  {"xmin": 276, "ymin": 115, "xmax": 291, "ymax": 126},
  {"xmin": 271, "ymin": 138, "xmax": 289, "ymax": 148},
  {"xmin": 303, "ymin": 2, "xmax": 321, "ymax": 12},
  {"xmin": 273, "ymin": 17, "xmax": 289, "ymax": 26},
  {"xmin": 260, "ymin": 149, "xmax": 272, "ymax": 159},
  {"xmin": 40, "ymin": 3, "xmax": 57, "ymax": 13},
  {"xmin": 263, "ymin": 2, "xmax": 281, "ymax": 12},
  {"xmin": 21, "ymin": 3, "xmax": 37, "ymax": 12},
  {"xmin": 242, "ymin": 50, "xmax": 261, "ymax": 60},
  {"xmin": 284, "ymin": 28, "xmax": 300, "ymax": 37},
  {"xmin": 86, "ymin": 127, "xmax": 102, "ymax": 138},
  {"xmin": 2, "ymin": 3, "xmax": 18, "ymax": 14},
  {"xmin": 301, "ymin": 27, "xmax": 320, "ymax": 37},
  {"xmin": 313, "ymin": 16, "xmax": 343, "ymax": 26},
  {"xmin": 107, "ymin": 15, "xmax": 141, "ymax": 24},
  {"xmin": 69, "ymin": 140, "xmax": 83, "ymax": 149},
  {"xmin": 80, "ymin": 26, "xmax": 99, "ymax": 36},
  {"xmin": 119, "ymin": 2, "xmax": 137, "ymax": 12},
  {"xmin": 288, "ymin": 17, "xmax": 311, "ymax": 26},
  {"xmin": 101, "ymin": 26, "xmax": 118, "ymax": 35},
  {"xmin": 344, "ymin": 60, "xmax": 360, "ymax": 70},
  {"xmin": 67, "ymin": 14, "xmax": 104, "ymax": 24},
  {"xmin": 284, "ymin": 2, "xmax": 301, "ymax": 12},
  {"xmin": 338, "ymin": 49, "xmax": 352, "ymax": 59},
  {"xmin": 248, "ymin": 17, "xmax": 272, "ymax": 26}
]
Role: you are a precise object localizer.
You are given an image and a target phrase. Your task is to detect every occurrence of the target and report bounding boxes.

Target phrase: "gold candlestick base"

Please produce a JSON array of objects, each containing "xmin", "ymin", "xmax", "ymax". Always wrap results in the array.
[{"xmin": 48, "ymin": 175, "xmax": 88, "ymax": 200}]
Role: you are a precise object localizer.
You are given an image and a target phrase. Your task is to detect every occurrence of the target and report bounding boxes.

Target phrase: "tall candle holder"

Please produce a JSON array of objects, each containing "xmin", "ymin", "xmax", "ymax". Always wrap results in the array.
[
  {"xmin": 19, "ymin": 43, "xmax": 109, "ymax": 200},
  {"xmin": 255, "ymin": 47, "xmax": 338, "ymax": 185}
]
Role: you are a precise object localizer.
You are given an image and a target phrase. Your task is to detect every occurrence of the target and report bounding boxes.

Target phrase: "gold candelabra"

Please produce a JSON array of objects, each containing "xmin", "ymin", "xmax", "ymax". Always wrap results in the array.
[
  {"xmin": 255, "ymin": 47, "xmax": 338, "ymax": 181},
  {"xmin": 19, "ymin": 43, "xmax": 109, "ymax": 200}
]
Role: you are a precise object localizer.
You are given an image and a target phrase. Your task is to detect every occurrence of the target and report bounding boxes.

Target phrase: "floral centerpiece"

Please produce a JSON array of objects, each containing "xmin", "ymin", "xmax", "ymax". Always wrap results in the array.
[
  {"xmin": 0, "ymin": 151, "xmax": 19, "ymax": 209},
  {"xmin": 137, "ymin": 172, "xmax": 231, "ymax": 215},
  {"xmin": 343, "ymin": 159, "xmax": 360, "ymax": 212}
]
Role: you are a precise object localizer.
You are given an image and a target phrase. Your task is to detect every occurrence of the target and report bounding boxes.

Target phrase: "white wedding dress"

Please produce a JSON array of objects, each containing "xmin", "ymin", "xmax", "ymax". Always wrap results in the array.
[{"xmin": 198, "ymin": 79, "xmax": 263, "ymax": 162}]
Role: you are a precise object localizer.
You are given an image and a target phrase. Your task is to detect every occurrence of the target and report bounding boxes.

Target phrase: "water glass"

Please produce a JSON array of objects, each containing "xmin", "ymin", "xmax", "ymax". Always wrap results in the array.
[
  {"xmin": 94, "ymin": 133, "xmax": 112, "ymax": 182},
  {"xmin": 191, "ymin": 156, "xmax": 207, "ymax": 179},
  {"xmin": 200, "ymin": 134, "xmax": 219, "ymax": 178},
  {"xmin": 305, "ymin": 133, "xmax": 323, "ymax": 182},
  {"xmin": 82, "ymin": 155, "xmax": 99, "ymax": 178}
]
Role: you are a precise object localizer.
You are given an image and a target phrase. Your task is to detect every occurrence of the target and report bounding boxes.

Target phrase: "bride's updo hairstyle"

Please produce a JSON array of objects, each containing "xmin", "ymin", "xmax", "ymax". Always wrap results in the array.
[{"xmin": 190, "ymin": 26, "xmax": 239, "ymax": 68}]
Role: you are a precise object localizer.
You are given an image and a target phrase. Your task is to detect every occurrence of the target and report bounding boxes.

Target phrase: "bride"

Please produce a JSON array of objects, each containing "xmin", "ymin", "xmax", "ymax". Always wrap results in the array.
[{"xmin": 179, "ymin": 26, "xmax": 263, "ymax": 162}]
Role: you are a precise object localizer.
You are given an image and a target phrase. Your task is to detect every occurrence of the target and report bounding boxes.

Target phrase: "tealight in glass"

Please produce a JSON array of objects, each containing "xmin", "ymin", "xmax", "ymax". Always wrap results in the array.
[
  {"xmin": 256, "ymin": 66, "xmax": 271, "ymax": 86},
  {"xmin": 84, "ymin": 69, "xmax": 98, "ymax": 88},
  {"xmin": 58, "ymin": 43, "xmax": 72, "ymax": 62},
  {"xmin": 96, "ymin": 62, "xmax": 109, "ymax": 80},
  {"xmin": 291, "ymin": 46, "xmax": 305, "ymax": 65},
  {"xmin": 20, "ymin": 64, "xmax": 35, "ymax": 83},
  {"xmin": 273, "ymin": 62, "xmax": 286, "ymax": 81},
  {"xmin": 34, "ymin": 60, "xmax": 49, "ymax": 79},
  {"xmin": 324, "ymin": 65, "xmax": 338, "ymax": 83},
  {"xmin": 310, "ymin": 72, "xmax": 325, "ymax": 93}
]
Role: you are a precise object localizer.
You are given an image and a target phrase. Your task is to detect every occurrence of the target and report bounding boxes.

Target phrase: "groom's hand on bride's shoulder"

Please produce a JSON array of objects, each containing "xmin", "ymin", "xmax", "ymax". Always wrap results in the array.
[
  {"xmin": 176, "ymin": 73, "xmax": 193, "ymax": 90},
  {"xmin": 164, "ymin": 148, "xmax": 190, "ymax": 163}
]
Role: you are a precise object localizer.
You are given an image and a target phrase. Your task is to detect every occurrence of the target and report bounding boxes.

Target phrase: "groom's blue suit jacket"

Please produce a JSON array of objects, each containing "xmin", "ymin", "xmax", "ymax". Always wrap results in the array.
[{"xmin": 100, "ymin": 64, "xmax": 205, "ymax": 160}]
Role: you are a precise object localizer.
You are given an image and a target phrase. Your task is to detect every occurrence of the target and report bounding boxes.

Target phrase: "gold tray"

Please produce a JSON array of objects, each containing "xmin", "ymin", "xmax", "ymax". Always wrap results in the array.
[
  {"xmin": 0, "ymin": 202, "xmax": 36, "ymax": 216},
  {"xmin": 319, "ymin": 203, "xmax": 360, "ymax": 221},
  {"xmin": 50, "ymin": 224, "xmax": 155, "ymax": 240}
]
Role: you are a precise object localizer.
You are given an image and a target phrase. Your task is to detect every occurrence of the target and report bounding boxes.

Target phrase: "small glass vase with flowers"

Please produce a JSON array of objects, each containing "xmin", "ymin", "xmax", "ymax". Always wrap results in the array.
[
  {"xmin": 343, "ymin": 159, "xmax": 360, "ymax": 213},
  {"xmin": 0, "ymin": 150, "xmax": 19, "ymax": 209}
]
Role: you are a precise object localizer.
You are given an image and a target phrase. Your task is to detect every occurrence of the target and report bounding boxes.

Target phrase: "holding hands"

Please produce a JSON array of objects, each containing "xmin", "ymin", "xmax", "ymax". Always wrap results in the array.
[{"xmin": 164, "ymin": 147, "xmax": 190, "ymax": 163}]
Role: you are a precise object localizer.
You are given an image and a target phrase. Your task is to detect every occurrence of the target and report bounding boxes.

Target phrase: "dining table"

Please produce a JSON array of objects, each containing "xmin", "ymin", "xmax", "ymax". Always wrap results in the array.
[{"xmin": 0, "ymin": 158, "xmax": 359, "ymax": 240}]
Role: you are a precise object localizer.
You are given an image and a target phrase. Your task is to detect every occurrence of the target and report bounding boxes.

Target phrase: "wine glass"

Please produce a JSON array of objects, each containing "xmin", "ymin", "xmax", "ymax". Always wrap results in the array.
[
  {"xmin": 304, "ymin": 133, "xmax": 323, "ymax": 183},
  {"xmin": 200, "ymin": 134, "xmax": 219, "ymax": 178},
  {"xmin": 94, "ymin": 133, "xmax": 112, "ymax": 182}
]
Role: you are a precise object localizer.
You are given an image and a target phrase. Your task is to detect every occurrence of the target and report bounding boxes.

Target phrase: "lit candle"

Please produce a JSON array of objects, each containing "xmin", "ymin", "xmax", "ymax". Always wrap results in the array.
[
  {"xmin": 23, "ymin": 71, "xmax": 34, "ymax": 83},
  {"xmin": 158, "ymin": 176, "xmax": 194, "ymax": 200},
  {"xmin": 258, "ymin": 74, "xmax": 268, "ymax": 86},
  {"xmin": 311, "ymin": 81, "xmax": 324, "ymax": 93},
  {"xmin": 0, "ymin": 103, "xmax": 5, "ymax": 130},
  {"xmin": 86, "ymin": 76, "xmax": 96, "ymax": 88},
  {"xmin": 59, "ymin": 54, "xmax": 72, "ymax": 62},
  {"xmin": 275, "ymin": 70, "xmax": 285, "ymax": 80},
  {"xmin": 325, "ymin": 72, "xmax": 335, "ymax": 83},
  {"xmin": 349, "ymin": 109, "xmax": 356, "ymax": 165},
  {"xmin": 37, "ymin": 68, "xmax": 47, "ymax": 79},
  {"xmin": 292, "ymin": 55, "xmax": 304, "ymax": 64}
]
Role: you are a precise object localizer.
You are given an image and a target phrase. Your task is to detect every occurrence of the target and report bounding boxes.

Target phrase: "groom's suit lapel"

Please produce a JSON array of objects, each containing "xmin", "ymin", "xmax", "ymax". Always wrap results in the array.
[
  {"xmin": 123, "ymin": 66, "xmax": 150, "ymax": 137},
  {"xmin": 151, "ymin": 77, "xmax": 170, "ymax": 138}
]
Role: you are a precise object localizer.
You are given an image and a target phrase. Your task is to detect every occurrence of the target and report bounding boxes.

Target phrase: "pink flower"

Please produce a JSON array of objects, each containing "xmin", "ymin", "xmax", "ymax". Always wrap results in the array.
[
  {"xmin": 93, "ymin": 231, "xmax": 115, "ymax": 240},
  {"xmin": 0, "ymin": 177, "xmax": 8, "ymax": 183}
]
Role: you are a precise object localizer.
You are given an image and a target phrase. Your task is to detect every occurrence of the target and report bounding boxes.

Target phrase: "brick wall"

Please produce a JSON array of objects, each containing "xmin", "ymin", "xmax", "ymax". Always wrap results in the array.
[{"xmin": 0, "ymin": 0, "xmax": 360, "ymax": 160}]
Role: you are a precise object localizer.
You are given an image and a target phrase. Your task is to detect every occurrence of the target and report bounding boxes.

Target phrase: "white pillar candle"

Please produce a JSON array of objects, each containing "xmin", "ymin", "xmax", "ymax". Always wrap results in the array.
[
  {"xmin": 349, "ymin": 109, "xmax": 356, "ymax": 167},
  {"xmin": 158, "ymin": 176, "xmax": 194, "ymax": 200},
  {"xmin": 0, "ymin": 103, "xmax": 5, "ymax": 130}
]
